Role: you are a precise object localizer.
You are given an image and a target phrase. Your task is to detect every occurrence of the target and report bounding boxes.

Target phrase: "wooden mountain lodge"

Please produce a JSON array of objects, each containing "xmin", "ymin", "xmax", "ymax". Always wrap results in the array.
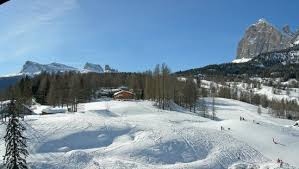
[{"xmin": 113, "ymin": 90, "xmax": 135, "ymax": 100}]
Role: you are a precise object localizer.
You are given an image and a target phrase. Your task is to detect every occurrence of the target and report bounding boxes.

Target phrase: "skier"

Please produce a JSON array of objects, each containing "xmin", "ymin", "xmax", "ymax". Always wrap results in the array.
[{"xmin": 220, "ymin": 126, "xmax": 224, "ymax": 131}]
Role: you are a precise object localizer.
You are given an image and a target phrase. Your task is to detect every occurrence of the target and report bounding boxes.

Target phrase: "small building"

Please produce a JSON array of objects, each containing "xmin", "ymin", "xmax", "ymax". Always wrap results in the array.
[
  {"xmin": 41, "ymin": 107, "xmax": 66, "ymax": 115},
  {"xmin": 113, "ymin": 90, "xmax": 135, "ymax": 100}
]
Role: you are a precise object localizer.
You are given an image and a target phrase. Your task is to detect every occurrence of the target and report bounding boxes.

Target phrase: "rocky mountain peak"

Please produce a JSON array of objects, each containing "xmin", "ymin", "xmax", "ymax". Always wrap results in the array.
[
  {"xmin": 104, "ymin": 65, "xmax": 118, "ymax": 73},
  {"xmin": 19, "ymin": 61, "xmax": 119, "ymax": 76},
  {"xmin": 236, "ymin": 19, "xmax": 292, "ymax": 59},
  {"xmin": 20, "ymin": 61, "xmax": 79, "ymax": 75},
  {"xmin": 83, "ymin": 63, "xmax": 104, "ymax": 73},
  {"xmin": 256, "ymin": 18, "xmax": 269, "ymax": 25}
]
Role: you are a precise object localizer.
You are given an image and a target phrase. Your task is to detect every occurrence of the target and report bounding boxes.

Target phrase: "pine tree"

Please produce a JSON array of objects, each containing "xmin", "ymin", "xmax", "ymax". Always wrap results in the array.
[{"xmin": 3, "ymin": 101, "xmax": 28, "ymax": 169}]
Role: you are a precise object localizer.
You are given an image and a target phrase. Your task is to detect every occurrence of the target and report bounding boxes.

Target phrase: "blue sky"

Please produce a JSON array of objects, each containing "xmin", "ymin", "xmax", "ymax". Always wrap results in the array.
[{"xmin": 0, "ymin": 0, "xmax": 298, "ymax": 75}]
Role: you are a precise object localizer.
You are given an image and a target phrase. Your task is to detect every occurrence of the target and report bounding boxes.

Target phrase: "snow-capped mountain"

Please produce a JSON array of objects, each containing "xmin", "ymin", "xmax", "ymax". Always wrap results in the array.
[
  {"xmin": 20, "ymin": 61, "xmax": 79, "ymax": 75},
  {"xmin": 82, "ymin": 63, "xmax": 104, "ymax": 73},
  {"xmin": 19, "ymin": 61, "xmax": 118, "ymax": 75},
  {"xmin": 0, "ymin": 61, "xmax": 119, "ymax": 90}
]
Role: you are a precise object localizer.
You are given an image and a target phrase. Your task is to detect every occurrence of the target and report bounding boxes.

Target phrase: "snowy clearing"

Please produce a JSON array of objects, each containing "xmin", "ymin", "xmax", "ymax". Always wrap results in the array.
[{"xmin": 0, "ymin": 99, "xmax": 298, "ymax": 169}]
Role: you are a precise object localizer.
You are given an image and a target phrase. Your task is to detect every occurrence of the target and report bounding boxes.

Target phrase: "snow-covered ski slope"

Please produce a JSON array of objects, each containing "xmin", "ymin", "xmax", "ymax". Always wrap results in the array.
[{"xmin": 0, "ymin": 98, "xmax": 298, "ymax": 169}]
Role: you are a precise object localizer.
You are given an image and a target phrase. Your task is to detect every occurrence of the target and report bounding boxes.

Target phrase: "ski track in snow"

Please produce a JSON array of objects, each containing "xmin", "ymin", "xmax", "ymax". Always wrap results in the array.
[{"xmin": 0, "ymin": 99, "xmax": 298, "ymax": 169}]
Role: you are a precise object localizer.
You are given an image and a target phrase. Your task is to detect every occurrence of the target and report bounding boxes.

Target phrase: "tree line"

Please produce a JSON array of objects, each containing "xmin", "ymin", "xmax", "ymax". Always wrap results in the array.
[
  {"xmin": 0, "ymin": 64, "xmax": 200, "ymax": 112},
  {"xmin": 215, "ymin": 84, "xmax": 299, "ymax": 120},
  {"xmin": 1, "ymin": 63, "xmax": 298, "ymax": 120}
]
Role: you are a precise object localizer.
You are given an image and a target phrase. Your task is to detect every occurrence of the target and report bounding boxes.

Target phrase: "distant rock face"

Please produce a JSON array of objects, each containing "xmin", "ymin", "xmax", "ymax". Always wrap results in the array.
[
  {"xmin": 83, "ymin": 63, "xmax": 104, "ymax": 73},
  {"xmin": 236, "ymin": 19, "xmax": 292, "ymax": 59},
  {"xmin": 104, "ymin": 65, "xmax": 118, "ymax": 73},
  {"xmin": 20, "ymin": 61, "xmax": 79, "ymax": 75},
  {"xmin": 18, "ymin": 61, "xmax": 119, "ymax": 76}
]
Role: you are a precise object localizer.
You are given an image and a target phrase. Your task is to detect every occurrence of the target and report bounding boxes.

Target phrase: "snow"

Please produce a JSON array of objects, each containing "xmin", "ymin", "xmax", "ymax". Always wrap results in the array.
[
  {"xmin": 224, "ymin": 80, "xmax": 299, "ymax": 104},
  {"xmin": 294, "ymin": 35, "xmax": 299, "ymax": 45},
  {"xmin": 0, "ymin": 73, "xmax": 24, "ymax": 78},
  {"xmin": 254, "ymin": 85, "xmax": 298, "ymax": 102},
  {"xmin": 281, "ymin": 79, "xmax": 298, "ymax": 86},
  {"xmin": 232, "ymin": 58, "xmax": 252, "ymax": 63},
  {"xmin": 41, "ymin": 107, "xmax": 67, "ymax": 114},
  {"xmin": 258, "ymin": 18, "xmax": 268, "ymax": 24},
  {"xmin": 0, "ymin": 99, "xmax": 298, "ymax": 168},
  {"xmin": 251, "ymin": 18, "xmax": 274, "ymax": 28}
]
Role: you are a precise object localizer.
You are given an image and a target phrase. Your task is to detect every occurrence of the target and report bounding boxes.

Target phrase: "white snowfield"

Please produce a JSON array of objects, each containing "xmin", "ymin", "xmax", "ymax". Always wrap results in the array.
[
  {"xmin": 0, "ymin": 98, "xmax": 298, "ymax": 169},
  {"xmin": 232, "ymin": 58, "xmax": 252, "ymax": 63}
]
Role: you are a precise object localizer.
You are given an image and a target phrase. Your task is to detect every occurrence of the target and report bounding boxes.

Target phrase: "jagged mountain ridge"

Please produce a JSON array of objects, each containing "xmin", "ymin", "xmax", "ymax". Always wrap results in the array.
[
  {"xmin": 20, "ymin": 61, "xmax": 117, "ymax": 75},
  {"xmin": 236, "ymin": 18, "xmax": 297, "ymax": 60},
  {"xmin": 0, "ymin": 61, "xmax": 118, "ymax": 90},
  {"xmin": 21, "ymin": 61, "xmax": 79, "ymax": 75},
  {"xmin": 104, "ymin": 65, "xmax": 118, "ymax": 73},
  {"xmin": 82, "ymin": 63, "xmax": 104, "ymax": 73}
]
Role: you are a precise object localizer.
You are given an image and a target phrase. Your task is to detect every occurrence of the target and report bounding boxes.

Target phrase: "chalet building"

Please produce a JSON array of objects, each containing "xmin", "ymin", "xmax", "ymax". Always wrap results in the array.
[{"xmin": 113, "ymin": 90, "xmax": 135, "ymax": 100}]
